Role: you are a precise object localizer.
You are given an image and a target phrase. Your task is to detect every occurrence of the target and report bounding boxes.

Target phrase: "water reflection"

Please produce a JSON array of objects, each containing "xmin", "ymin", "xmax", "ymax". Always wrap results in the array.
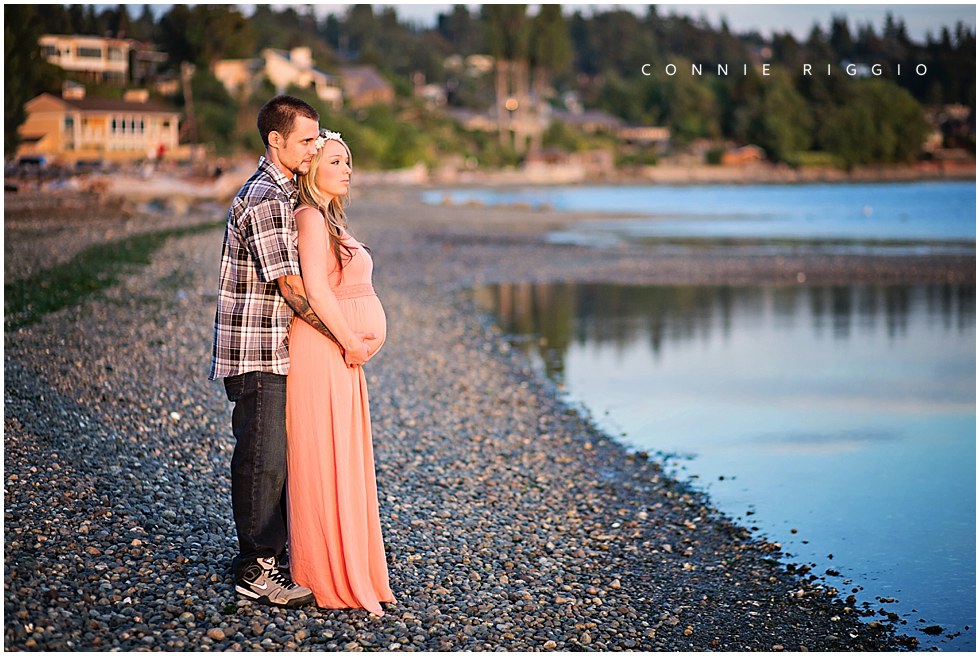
[
  {"xmin": 476, "ymin": 282, "xmax": 974, "ymax": 384},
  {"xmin": 474, "ymin": 281, "xmax": 976, "ymax": 650}
]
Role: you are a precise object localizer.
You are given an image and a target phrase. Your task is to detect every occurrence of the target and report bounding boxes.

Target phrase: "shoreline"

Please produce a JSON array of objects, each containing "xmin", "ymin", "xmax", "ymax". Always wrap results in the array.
[
  {"xmin": 9, "ymin": 156, "xmax": 970, "ymax": 207},
  {"xmin": 6, "ymin": 190, "xmax": 971, "ymax": 650},
  {"xmin": 360, "ymin": 159, "xmax": 976, "ymax": 187}
]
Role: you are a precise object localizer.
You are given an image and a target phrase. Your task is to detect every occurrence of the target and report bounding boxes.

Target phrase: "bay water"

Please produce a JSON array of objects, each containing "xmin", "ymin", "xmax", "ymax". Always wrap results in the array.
[
  {"xmin": 423, "ymin": 180, "xmax": 976, "ymax": 252},
  {"xmin": 448, "ymin": 181, "xmax": 977, "ymax": 650}
]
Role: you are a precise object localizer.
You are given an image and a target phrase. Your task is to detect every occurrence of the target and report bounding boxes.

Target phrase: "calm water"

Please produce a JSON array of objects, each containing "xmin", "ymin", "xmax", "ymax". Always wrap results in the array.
[
  {"xmin": 423, "ymin": 181, "xmax": 976, "ymax": 253},
  {"xmin": 475, "ymin": 281, "xmax": 975, "ymax": 650}
]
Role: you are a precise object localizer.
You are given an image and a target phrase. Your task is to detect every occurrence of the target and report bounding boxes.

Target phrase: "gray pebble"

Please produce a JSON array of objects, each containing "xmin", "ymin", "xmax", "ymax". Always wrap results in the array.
[{"xmin": 2, "ymin": 190, "xmax": 921, "ymax": 651}]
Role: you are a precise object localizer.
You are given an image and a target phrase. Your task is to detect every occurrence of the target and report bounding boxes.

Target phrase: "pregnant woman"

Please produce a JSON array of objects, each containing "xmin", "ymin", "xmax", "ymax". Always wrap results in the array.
[{"xmin": 286, "ymin": 129, "xmax": 394, "ymax": 616}]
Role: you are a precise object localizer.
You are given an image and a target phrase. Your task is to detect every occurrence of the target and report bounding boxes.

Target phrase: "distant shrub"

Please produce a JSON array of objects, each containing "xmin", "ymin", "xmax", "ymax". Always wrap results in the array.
[
  {"xmin": 787, "ymin": 151, "xmax": 846, "ymax": 169},
  {"xmin": 705, "ymin": 148, "xmax": 724, "ymax": 165}
]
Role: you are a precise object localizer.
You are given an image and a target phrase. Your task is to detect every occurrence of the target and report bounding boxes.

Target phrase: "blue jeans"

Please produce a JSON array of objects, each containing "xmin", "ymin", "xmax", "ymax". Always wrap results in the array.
[{"xmin": 223, "ymin": 371, "xmax": 288, "ymax": 578}]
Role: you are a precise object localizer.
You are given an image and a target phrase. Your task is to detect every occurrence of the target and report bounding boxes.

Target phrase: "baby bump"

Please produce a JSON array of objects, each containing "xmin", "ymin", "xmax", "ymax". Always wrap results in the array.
[{"xmin": 341, "ymin": 294, "xmax": 387, "ymax": 357}]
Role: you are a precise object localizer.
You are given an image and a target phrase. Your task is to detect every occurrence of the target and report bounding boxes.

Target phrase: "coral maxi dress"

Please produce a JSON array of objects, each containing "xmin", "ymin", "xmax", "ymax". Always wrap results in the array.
[{"xmin": 286, "ymin": 230, "xmax": 394, "ymax": 616}]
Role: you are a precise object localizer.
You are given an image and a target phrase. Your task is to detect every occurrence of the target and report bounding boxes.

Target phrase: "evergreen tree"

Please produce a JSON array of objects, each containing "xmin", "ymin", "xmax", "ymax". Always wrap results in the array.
[
  {"xmin": 752, "ymin": 70, "xmax": 813, "ymax": 162},
  {"xmin": 819, "ymin": 80, "xmax": 929, "ymax": 167},
  {"xmin": 105, "ymin": 4, "xmax": 130, "ymax": 38},
  {"xmin": 436, "ymin": 6, "xmax": 485, "ymax": 54},
  {"xmin": 157, "ymin": 5, "xmax": 255, "ymax": 68},
  {"xmin": 529, "ymin": 5, "xmax": 572, "ymax": 100},
  {"xmin": 5, "ymin": 5, "xmax": 62, "ymax": 155},
  {"xmin": 829, "ymin": 16, "xmax": 854, "ymax": 59}
]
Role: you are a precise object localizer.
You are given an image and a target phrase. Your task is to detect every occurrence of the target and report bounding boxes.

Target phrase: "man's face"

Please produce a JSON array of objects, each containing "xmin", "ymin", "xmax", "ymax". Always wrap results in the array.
[{"xmin": 271, "ymin": 115, "xmax": 320, "ymax": 177}]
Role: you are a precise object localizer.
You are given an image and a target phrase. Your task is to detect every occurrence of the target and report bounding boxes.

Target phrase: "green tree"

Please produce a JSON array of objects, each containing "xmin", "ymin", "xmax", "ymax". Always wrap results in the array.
[
  {"xmin": 597, "ymin": 72, "xmax": 646, "ymax": 123},
  {"xmin": 436, "ymin": 5, "xmax": 485, "ymax": 54},
  {"xmin": 740, "ymin": 70, "xmax": 813, "ymax": 162},
  {"xmin": 105, "ymin": 4, "xmax": 130, "ymax": 37},
  {"xmin": 157, "ymin": 5, "xmax": 255, "ymax": 68},
  {"xmin": 829, "ymin": 16, "xmax": 855, "ymax": 59},
  {"xmin": 4, "ymin": 5, "xmax": 62, "ymax": 155},
  {"xmin": 128, "ymin": 5, "xmax": 158, "ymax": 41},
  {"xmin": 634, "ymin": 58, "xmax": 720, "ymax": 144},
  {"xmin": 483, "ymin": 5, "xmax": 531, "ymax": 150},
  {"xmin": 188, "ymin": 70, "xmax": 238, "ymax": 154},
  {"xmin": 345, "ymin": 5, "xmax": 377, "ymax": 58},
  {"xmin": 37, "ymin": 4, "xmax": 72, "ymax": 34},
  {"xmin": 529, "ymin": 5, "xmax": 572, "ymax": 99},
  {"xmin": 819, "ymin": 80, "xmax": 929, "ymax": 168}
]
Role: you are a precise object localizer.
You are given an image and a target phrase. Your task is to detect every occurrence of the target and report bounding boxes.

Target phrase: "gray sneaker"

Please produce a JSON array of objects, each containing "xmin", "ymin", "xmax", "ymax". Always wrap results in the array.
[{"xmin": 235, "ymin": 556, "xmax": 314, "ymax": 608}]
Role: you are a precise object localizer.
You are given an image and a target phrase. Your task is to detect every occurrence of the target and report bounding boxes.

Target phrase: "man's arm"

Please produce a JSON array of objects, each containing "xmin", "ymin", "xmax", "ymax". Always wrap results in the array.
[{"xmin": 276, "ymin": 274, "xmax": 344, "ymax": 354}]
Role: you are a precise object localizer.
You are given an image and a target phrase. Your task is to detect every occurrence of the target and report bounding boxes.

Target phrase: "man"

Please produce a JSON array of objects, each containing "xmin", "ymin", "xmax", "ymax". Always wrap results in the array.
[{"xmin": 209, "ymin": 95, "xmax": 371, "ymax": 607}]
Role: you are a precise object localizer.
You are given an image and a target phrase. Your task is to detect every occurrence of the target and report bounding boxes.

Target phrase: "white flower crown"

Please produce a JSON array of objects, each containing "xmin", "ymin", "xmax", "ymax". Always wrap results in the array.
[{"xmin": 315, "ymin": 130, "xmax": 342, "ymax": 149}]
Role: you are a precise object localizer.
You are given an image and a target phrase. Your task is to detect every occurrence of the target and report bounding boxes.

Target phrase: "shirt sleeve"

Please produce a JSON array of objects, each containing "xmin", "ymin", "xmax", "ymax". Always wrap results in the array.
[{"xmin": 240, "ymin": 197, "xmax": 302, "ymax": 282}]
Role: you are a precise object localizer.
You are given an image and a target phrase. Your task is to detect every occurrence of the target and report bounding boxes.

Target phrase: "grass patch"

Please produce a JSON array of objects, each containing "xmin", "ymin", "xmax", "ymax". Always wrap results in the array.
[{"xmin": 5, "ymin": 220, "xmax": 224, "ymax": 331}]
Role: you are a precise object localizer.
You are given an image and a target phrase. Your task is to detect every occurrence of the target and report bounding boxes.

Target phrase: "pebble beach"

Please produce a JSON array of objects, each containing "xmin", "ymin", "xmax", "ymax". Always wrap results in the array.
[{"xmin": 6, "ymin": 185, "xmax": 972, "ymax": 651}]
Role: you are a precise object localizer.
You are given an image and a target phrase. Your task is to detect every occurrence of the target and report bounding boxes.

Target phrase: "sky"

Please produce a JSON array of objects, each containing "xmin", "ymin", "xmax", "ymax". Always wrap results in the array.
[
  {"xmin": 299, "ymin": 2, "xmax": 976, "ymax": 41},
  {"xmin": 128, "ymin": 3, "xmax": 976, "ymax": 42}
]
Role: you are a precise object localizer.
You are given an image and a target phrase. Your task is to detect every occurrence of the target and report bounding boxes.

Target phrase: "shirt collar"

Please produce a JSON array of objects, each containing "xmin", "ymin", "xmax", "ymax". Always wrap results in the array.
[{"xmin": 257, "ymin": 155, "xmax": 297, "ymax": 202}]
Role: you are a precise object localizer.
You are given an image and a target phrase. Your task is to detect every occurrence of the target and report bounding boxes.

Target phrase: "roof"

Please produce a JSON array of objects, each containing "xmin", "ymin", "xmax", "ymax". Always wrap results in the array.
[
  {"xmin": 341, "ymin": 65, "xmax": 392, "ymax": 94},
  {"xmin": 33, "ymin": 92, "xmax": 179, "ymax": 115},
  {"xmin": 554, "ymin": 109, "xmax": 626, "ymax": 129}
]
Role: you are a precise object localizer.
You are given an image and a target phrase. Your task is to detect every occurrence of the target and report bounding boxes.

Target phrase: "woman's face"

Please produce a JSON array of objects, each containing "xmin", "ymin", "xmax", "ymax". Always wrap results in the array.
[{"xmin": 315, "ymin": 140, "xmax": 352, "ymax": 200}]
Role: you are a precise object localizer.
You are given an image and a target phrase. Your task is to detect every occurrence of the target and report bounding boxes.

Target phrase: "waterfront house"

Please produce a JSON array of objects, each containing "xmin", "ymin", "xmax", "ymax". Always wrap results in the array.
[
  {"xmin": 17, "ymin": 85, "xmax": 181, "ymax": 165},
  {"xmin": 721, "ymin": 144, "xmax": 766, "ymax": 166}
]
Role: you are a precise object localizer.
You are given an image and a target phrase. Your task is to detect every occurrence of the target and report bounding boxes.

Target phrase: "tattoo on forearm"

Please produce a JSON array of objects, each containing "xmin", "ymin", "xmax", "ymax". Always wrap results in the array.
[{"xmin": 281, "ymin": 279, "xmax": 343, "ymax": 350}]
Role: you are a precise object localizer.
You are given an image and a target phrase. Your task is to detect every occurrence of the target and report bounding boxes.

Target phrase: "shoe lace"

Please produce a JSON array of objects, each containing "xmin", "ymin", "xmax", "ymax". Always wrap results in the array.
[{"xmin": 267, "ymin": 565, "xmax": 297, "ymax": 589}]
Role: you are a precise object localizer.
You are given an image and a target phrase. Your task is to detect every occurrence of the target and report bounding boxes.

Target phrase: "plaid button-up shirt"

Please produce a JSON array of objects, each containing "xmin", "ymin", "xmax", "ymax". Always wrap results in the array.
[{"xmin": 209, "ymin": 157, "xmax": 302, "ymax": 380}]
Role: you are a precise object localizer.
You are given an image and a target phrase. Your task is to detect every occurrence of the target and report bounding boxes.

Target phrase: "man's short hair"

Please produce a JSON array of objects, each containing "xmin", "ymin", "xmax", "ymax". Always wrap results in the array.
[{"xmin": 257, "ymin": 95, "xmax": 319, "ymax": 148}]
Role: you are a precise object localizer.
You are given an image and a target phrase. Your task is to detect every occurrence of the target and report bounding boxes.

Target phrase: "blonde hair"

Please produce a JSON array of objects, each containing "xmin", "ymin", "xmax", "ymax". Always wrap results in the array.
[{"xmin": 296, "ymin": 133, "xmax": 356, "ymax": 275}]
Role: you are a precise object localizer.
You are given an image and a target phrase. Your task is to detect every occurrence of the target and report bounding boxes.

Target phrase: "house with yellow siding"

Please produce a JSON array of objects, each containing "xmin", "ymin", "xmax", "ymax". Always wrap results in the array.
[{"xmin": 18, "ymin": 86, "xmax": 181, "ymax": 164}]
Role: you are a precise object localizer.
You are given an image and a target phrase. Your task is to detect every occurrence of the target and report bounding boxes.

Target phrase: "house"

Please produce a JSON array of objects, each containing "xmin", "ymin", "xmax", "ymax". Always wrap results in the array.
[
  {"xmin": 618, "ymin": 126, "xmax": 671, "ymax": 146},
  {"xmin": 212, "ymin": 58, "xmax": 263, "ymax": 97},
  {"xmin": 262, "ymin": 47, "xmax": 342, "ymax": 109},
  {"xmin": 443, "ymin": 108, "xmax": 497, "ymax": 132},
  {"xmin": 552, "ymin": 109, "xmax": 626, "ymax": 134},
  {"xmin": 212, "ymin": 47, "xmax": 342, "ymax": 108},
  {"xmin": 443, "ymin": 54, "xmax": 495, "ymax": 78},
  {"xmin": 17, "ymin": 85, "xmax": 181, "ymax": 164},
  {"xmin": 130, "ymin": 42, "xmax": 171, "ymax": 86},
  {"xmin": 340, "ymin": 65, "xmax": 395, "ymax": 108},
  {"xmin": 721, "ymin": 144, "xmax": 766, "ymax": 166},
  {"xmin": 40, "ymin": 34, "xmax": 132, "ymax": 85}
]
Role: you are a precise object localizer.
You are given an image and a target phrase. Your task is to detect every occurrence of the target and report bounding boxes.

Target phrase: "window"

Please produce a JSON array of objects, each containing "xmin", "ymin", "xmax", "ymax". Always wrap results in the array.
[
  {"xmin": 77, "ymin": 47, "xmax": 102, "ymax": 59},
  {"xmin": 63, "ymin": 116, "xmax": 75, "ymax": 150}
]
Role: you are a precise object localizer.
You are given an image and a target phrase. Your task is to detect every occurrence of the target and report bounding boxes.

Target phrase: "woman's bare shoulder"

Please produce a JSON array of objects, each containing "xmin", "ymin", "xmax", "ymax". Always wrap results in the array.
[
  {"xmin": 295, "ymin": 203, "xmax": 323, "ymax": 217},
  {"xmin": 295, "ymin": 205, "xmax": 326, "ymax": 226}
]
